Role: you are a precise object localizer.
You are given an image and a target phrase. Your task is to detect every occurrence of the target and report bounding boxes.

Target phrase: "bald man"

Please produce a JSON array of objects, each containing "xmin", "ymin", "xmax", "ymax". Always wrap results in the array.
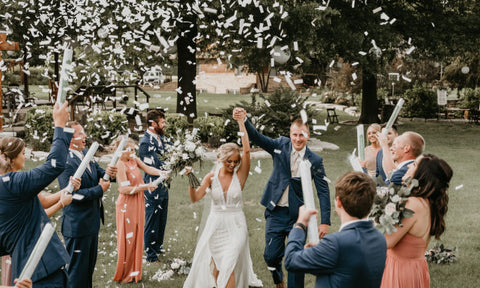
[{"xmin": 386, "ymin": 131, "xmax": 425, "ymax": 185}]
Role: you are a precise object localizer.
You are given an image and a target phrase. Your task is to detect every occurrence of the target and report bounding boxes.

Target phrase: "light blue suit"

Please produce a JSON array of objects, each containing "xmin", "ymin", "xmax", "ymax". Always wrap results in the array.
[{"xmin": 285, "ymin": 221, "xmax": 387, "ymax": 288}]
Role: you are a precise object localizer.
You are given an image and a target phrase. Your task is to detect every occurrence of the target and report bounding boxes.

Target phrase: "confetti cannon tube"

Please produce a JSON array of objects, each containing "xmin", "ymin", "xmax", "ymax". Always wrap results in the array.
[
  {"xmin": 18, "ymin": 223, "xmax": 55, "ymax": 280},
  {"xmin": 356, "ymin": 124, "xmax": 365, "ymax": 161},
  {"xmin": 383, "ymin": 98, "xmax": 405, "ymax": 136},
  {"xmin": 66, "ymin": 142, "xmax": 99, "ymax": 193},
  {"xmin": 299, "ymin": 160, "xmax": 319, "ymax": 245},
  {"xmin": 56, "ymin": 48, "xmax": 73, "ymax": 104},
  {"xmin": 103, "ymin": 136, "xmax": 127, "ymax": 181}
]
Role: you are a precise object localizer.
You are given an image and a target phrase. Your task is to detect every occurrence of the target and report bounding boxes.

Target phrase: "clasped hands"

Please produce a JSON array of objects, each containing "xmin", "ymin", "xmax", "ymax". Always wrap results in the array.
[{"xmin": 232, "ymin": 107, "xmax": 247, "ymax": 122}]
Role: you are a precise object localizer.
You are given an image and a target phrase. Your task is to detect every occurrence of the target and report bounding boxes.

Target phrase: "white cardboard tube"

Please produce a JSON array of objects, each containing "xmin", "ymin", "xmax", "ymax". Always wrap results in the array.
[
  {"xmin": 67, "ymin": 142, "xmax": 99, "ymax": 193},
  {"xmin": 356, "ymin": 125, "xmax": 365, "ymax": 161},
  {"xmin": 383, "ymin": 98, "xmax": 404, "ymax": 136},
  {"xmin": 18, "ymin": 223, "xmax": 55, "ymax": 280},
  {"xmin": 56, "ymin": 48, "xmax": 73, "ymax": 104},
  {"xmin": 104, "ymin": 136, "xmax": 128, "ymax": 181},
  {"xmin": 299, "ymin": 160, "xmax": 319, "ymax": 245}
]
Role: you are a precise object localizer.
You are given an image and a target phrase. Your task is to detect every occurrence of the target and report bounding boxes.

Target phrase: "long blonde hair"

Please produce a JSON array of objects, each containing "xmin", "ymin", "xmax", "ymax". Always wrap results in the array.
[{"xmin": 216, "ymin": 143, "xmax": 241, "ymax": 163}]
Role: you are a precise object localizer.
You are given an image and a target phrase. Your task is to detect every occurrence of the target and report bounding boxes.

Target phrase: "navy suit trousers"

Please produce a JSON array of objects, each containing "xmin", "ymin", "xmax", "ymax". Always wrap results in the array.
[
  {"xmin": 144, "ymin": 197, "xmax": 169, "ymax": 262},
  {"xmin": 64, "ymin": 234, "xmax": 98, "ymax": 288},
  {"xmin": 264, "ymin": 207, "xmax": 304, "ymax": 287}
]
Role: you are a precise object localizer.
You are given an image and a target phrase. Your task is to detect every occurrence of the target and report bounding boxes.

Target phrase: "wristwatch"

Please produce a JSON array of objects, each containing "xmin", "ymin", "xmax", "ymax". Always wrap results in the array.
[{"xmin": 293, "ymin": 222, "xmax": 306, "ymax": 231}]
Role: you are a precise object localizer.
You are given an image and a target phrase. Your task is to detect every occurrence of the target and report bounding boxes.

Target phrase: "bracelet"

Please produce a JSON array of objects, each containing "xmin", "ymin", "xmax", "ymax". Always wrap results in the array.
[{"xmin": 293, "ymin": 222, "xmax": 306, "ymax": 231}]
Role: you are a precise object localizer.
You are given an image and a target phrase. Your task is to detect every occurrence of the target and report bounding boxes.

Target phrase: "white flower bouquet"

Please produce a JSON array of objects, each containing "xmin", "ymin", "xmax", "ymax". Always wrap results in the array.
[
  {"xmin": 163, "ymin": 128, "xmax": 205, "ymax": 188},
  {"xmin": 369, "ymin": 178, "xmax": 417, "ymax": 234}
]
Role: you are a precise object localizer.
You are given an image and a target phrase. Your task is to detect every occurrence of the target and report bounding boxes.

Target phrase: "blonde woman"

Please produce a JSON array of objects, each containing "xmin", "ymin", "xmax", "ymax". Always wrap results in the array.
[
  {"xmin": 183, "ymin": 117, "xmax": 262, "ymax": 288},
  {"xmin": 361, "ymin": 123, "xmax": 382, "ymax": 177},
  {"xmin": 112, "ymin": 138, "xmax": 162, "ymax": 283}
]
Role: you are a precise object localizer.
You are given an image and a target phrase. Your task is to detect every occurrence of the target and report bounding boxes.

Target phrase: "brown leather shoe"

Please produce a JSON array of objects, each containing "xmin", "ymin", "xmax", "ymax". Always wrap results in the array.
[{"xmin": 275, "ymin": 282, "xmax": 286, "ymax": 288}]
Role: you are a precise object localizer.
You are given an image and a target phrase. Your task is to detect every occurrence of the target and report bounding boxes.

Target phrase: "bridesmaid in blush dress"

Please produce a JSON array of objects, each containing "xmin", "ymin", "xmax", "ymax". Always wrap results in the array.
[
  {"xmin": 112, "ymin": 138, "xmax": 164, "ymax": 283},
  {"xmin": 381, "ymin": 154, "xmax": 452, "ymax": 288}
]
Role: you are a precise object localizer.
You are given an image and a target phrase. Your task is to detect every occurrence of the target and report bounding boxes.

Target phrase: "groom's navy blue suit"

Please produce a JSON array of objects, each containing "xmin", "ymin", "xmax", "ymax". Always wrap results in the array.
[
  {"xmin": 285, "ymin": 221, "xmax": 386, "ymax": 288},
  {"xmin": 245, "ymin": 119, "xmax": 331, "ymax": 287}
]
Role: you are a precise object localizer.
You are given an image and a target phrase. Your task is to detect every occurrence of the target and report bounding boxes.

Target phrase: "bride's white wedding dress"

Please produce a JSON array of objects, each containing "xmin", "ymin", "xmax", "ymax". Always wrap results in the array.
[{"xmin": 184, "ymin": 167, "xmax": 262, "ymax": 288}]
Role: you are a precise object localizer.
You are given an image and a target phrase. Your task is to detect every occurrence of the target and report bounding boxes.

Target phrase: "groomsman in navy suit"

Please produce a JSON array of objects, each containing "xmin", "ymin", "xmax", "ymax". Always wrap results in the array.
[
  {"xmin": 234, "ymin": 108, "xmax": 331, "ymax": 288},
  {"xmin": 58, "ymin": 121, "xmax": 117, "ymax": 288},
  {"xmin": 285, "ymin": 172, "xmax": 387, "ymax": 288},
  {"xmin": 138, "ymin": 109, "xmax": 170, "ymax": 263},
  {"xmin": 385, "ymin": 131, "xmax": 424, "ymax": 185}
]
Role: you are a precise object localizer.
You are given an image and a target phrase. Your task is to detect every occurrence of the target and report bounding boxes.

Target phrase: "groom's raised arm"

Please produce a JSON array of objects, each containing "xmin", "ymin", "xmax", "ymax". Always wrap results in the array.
[{"xmin": 244, "ymin": 118, "xmax": 278, "ymax": 155}]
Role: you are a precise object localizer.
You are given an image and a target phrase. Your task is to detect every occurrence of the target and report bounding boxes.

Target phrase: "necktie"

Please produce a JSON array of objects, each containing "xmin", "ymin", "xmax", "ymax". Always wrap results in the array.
[{"xmin": 291, "ymin": 151, "xmax": 301, "ymax": 176}]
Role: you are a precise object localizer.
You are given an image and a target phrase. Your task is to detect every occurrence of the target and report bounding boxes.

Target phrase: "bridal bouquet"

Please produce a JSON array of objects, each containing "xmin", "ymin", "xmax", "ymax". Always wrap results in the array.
[
  {"xmin": 163, "ymin": 128, "xmax": 205, "ymax": 188},
  {"xmin": 369, "ymin": 178, "xmax": 417, "ymax": 234}
]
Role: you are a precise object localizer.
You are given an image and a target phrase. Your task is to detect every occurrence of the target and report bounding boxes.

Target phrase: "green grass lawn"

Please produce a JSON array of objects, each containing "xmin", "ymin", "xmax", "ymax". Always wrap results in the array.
[{"xmin": 4, "ymin": 92, "xmax": 480, "ymax": 287}]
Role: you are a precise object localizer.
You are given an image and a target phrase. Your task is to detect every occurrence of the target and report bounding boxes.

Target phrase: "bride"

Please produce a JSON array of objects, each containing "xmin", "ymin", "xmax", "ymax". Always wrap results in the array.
[{"xmin": 183, "ymin": 117, "xmax": 262, "ymax": 288}]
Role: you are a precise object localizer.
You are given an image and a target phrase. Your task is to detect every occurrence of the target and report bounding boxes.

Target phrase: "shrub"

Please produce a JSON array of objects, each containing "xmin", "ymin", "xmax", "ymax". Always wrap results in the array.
[
  {"xmin": 165, "ymin": 113, "xmax": 190, "ymax": 137},
  {"xmin": 25, "ymin": 106, "xmax": 54, "ymax": 151},
  {"xmin": 222, "ymin": 89, "xmax": 315, "ymax": 141},
  {"xmin": 193, "ymin": 116, "xmax": 226, "ymax": 147},
  {"xmin": 403, "ymin": 84, "xmax": 437, "ymax": 119},
  {"xmin": 84, "ymin": 111, "xmax": 128, "ymax": 146},
  {"xmin": 459, "ymin": 88, "xmax": 480, "ymax": 110}
]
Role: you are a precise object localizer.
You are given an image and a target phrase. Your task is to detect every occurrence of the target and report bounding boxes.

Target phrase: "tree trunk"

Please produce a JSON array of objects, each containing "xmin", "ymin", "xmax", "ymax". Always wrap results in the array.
[
  {"xmin": 257, "ymin": 66, "xmax": 270, "ymax": 92},
  {"xmin": 176, "ymin": 10, "xmax": 197, "ymax": 125},
  {"xmin": 358, "ymin": 67, "xmax": 380, "ymax": 124}
]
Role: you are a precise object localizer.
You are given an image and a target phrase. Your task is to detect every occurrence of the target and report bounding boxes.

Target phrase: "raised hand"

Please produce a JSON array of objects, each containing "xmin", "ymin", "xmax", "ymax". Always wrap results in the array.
[
  {"xmin": 53, "ymin": 101, "xmax": 70, "ymax": 128},
  {"xmin": 233, "ymin": 107, "xmax": 247, "ymax": 122}
]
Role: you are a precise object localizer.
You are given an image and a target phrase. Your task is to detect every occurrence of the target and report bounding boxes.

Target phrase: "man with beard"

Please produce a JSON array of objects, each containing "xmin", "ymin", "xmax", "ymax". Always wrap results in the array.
[{"xmin": 139, "ymin": 109, "xmax": 170, "ymax": 263}]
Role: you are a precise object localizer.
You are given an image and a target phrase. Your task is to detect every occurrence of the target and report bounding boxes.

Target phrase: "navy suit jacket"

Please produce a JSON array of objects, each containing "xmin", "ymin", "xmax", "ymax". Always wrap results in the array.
[
  {"xmin": 59, "ymin": 149, "xmax": 106, "ymax": 238},
  {"xmin": 385, "ymin": 160, "xmax": 413, "ymax": 186},
  {"xmin": 138, "ymin": 130, "xmax": 169, "ymax": 201},
  {"xmin": 0, "ymin": 127, "xmax": 71, "ymax": 284},
  {"xmin": 285, "ymin": 221, "xmax": 387, "ymax": 288},
  {"xmin": 375, "ymin": 149, "xmax": 387, "ymax": 182},
  {"xmin": 245, "ymin": 119, "xmax": 331, "ymax": 224}
]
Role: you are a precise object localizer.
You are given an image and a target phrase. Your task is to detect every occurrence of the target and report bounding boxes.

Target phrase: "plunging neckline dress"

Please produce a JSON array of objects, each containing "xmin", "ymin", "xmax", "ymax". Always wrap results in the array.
[{"xmin": 183, "ymin": 167, "xmax": 262, "ymax": 288}]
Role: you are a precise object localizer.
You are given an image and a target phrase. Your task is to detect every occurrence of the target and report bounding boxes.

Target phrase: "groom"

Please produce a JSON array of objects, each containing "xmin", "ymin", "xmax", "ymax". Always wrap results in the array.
[{"xmin": 234, "ymin": 108, "xmax": 331, "ymax": 288}]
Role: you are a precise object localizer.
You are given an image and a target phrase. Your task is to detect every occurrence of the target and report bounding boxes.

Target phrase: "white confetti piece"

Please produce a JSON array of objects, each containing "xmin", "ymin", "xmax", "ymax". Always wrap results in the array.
[
  {"xmin": 237, "ymin": 132, "xmax": 245, "ymax": 137},
  {"xmin": 323, "ymin": 176, "xmax": 332, "ymax": 183},
  {"xmin": 265, "ymin": 100, "xmax": 271, "ymax": 107},
  {"xmin": 72, "ymin": 194, "xmax": 85, "ymax": 201},
  {"xmin": 120, "ymin": 181, "xmax": 131, "ymax": 187},
  {"xmin": 300, "ymin": 109, "xmax": 308, "ymax": 123},
  {"xmin": 401, "ymin": 75, "xmax": 412, "ymax": 82},
  {"xmin": 334, "ymin": 126, "xmax": 341, "ymax": 131},
  {"xmin": 126, "ymin": 232, "xmax": 134, "ymax": 239},
  {"xmin": 255, "ymin": 218, "xmax": 262, "ymax": 222},
  {"xmin": 293, "ymin": 41, "xmax": 298, "ymax": 51},
  {"xmin": 2, "ymin": 176, "xmax": 10, "ymax": 182},
  {"xmin": 406, "ymin": 46, "xmax": 415, "ymax": 55},
  {"xmin": 254, "ymin": 166, "xmax": 262, "ymax": 174},
  {"xmin": 373, "ymin": 7, "xmax": 382, "ymax": 14},
  {"xmin": 274, "ymin": 149, "xmax": 282, "ymax": 154},
  {"xmin": 129, "ymin": 271, "xmax": 140, "ymax": 277},
  {"xmin": 455, "ymin": 184, "xmax": 463, "ymax": 190}
]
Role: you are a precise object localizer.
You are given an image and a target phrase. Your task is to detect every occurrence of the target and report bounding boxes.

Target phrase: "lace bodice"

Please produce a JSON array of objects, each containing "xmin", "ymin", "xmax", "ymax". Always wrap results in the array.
[{"xmin": 209, "ymin": 168, "xmax": 243, "ymax": 209}]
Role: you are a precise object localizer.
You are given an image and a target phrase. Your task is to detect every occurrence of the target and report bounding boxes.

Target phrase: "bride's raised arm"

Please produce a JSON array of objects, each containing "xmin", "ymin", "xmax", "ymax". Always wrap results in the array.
[{"xmin": 236, "ymin": 116, "xmax": 250, "ymax": 189}]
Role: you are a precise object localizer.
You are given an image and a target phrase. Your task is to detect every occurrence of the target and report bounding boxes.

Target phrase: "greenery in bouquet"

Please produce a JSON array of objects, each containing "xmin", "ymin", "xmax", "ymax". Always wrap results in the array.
[
  {"xmin": 425, "ymin": 243, "xmax": 458, "ymax": 264},
  {"xmin": 369, "ymin": 178, "xmax": 417, "ymax": 234},
  {"xmin": 163, "ymin": 128, "xmax": 205, "ymax": 188}
]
